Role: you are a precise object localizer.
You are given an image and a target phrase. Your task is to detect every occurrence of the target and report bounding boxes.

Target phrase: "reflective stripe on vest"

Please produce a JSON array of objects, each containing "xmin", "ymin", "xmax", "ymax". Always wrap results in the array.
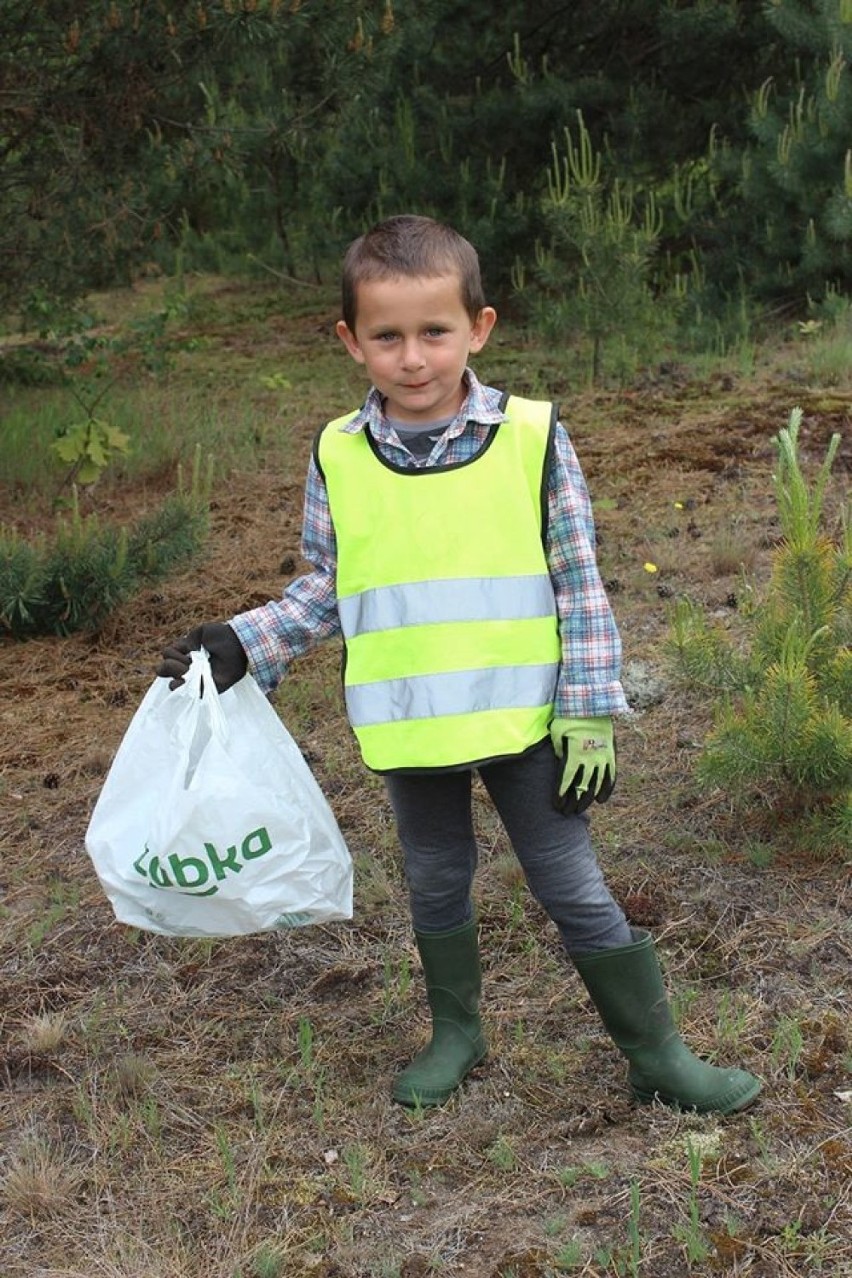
[
  {"xmin": 345, "ymin": 662, "xmax": 559, "ymax": 728},
  {"xmin": 337, "ymin": 573, "xmax": 556, "ymax": 637},
  {"xmin": 318, "ymin": 395, "xmax": 561, "ymax": 771}
]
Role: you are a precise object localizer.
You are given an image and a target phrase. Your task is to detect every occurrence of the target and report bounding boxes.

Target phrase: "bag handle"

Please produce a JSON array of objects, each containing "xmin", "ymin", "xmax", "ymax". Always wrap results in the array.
[{"xmin": 181, "ymin": 647, "xmax": 229, "ymax": 746}]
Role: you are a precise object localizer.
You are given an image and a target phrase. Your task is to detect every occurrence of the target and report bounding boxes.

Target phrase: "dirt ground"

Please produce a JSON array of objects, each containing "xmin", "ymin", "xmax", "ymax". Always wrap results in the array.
[{"xmin": 1, "ymin": 294, "xmax": 851, "ymax": 1277}]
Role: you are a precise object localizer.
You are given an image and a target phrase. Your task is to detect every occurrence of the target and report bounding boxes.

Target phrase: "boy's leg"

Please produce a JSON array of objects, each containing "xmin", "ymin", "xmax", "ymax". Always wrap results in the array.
[
  {"xmin": 480, "ymin": 742, "xmax": 761, "ymax": 1114},
  {"xmin": 478, "ymin": 740, "xmax": 631, "ymax": 955},
  {"xmin": 384, "ymin": 771, "xmax": 486, "ymax": 1106},
  {"xmin": 384, "ymin": 769, "xmax": 478, "ymax": 932}
]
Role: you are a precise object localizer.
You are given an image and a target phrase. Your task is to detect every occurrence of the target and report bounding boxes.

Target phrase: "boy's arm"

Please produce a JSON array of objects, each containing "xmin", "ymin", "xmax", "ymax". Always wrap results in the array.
[
  {"xmin": 228, "ymin": 456, "xmax": 342, "ymax": 692},
  {"xmin": 546, "ymin": 424, "xmax": 630, "ymax": 719}
]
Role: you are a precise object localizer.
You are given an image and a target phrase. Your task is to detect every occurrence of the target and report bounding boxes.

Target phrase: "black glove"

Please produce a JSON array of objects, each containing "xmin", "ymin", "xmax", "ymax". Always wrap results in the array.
[{"xmin": 158, "ymin": 622, "xmax": 248, "ymax": 693}]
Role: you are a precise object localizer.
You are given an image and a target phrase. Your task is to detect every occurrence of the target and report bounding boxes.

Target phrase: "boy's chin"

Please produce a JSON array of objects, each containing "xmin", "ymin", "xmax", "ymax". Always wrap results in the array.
[{"xmin": 383, "ymin": 384, "xmax": 465, "ymax": 423}]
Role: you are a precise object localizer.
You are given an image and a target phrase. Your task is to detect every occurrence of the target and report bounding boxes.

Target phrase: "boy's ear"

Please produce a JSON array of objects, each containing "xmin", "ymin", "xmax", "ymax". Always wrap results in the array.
[
  {"xmin": 469, "ymin": 306, "xmax": 497, "ymax": 354},
  {"xmin": 336, "ymin": 320, "xmax": 366, "ymax": 364}
]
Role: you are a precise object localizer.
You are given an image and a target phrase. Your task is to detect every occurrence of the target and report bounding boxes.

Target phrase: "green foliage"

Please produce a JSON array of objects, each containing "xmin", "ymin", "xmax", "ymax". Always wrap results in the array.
[
  {"xmin": 668, "ymin": 408, "xmax": 851, "ymax": 850},
  {"xmin": 3, "ymin": 1, "xmax": 851, "ymax": 331},
  {"xmin": 0, "ymin": 456, "xmax": 211, "ymax": 638},
  {"xmin": 0, "ymin": 1, "xmax": 395, "ymax": 316},
  {"xmin": 515, "ymin": 111, "xmax": 680, "ymax": 382},
  {"xmin": 50, "ymin": 418, "xmax": 132, "ymax": 487},
  {"xmin": 0, "ymin": 347, "xmax": 62, "ymax": 388},
  {"xmin": 668, "ymin": 597, "xmax": 753, "ymax": 695},
  {"xmin": 709, "ymin": 0, "xmax": 852, "ymax": 303},
  {"xmin": 798, "ymin": 292, "xmax": 852, "ymax": 385},
  {"xmin": 1, "ymin": 286, "xmax": 212, "ymax": 498}
]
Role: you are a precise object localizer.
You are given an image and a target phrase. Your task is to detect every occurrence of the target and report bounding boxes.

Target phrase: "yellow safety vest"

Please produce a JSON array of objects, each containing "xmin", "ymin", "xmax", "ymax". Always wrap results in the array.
[{"xmin": 317, "ymin": 395, "xmax": 561, "ymax": 772}]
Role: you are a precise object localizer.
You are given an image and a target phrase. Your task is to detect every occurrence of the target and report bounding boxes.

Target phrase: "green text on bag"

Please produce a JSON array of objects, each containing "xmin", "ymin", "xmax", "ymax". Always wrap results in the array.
[{"xmin": 133, "ymin": 826, "xmax": 272, "ymax": 896}]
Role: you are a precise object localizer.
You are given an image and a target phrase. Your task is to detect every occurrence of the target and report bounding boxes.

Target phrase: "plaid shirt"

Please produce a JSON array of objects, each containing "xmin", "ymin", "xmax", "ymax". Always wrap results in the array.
[{"xmin": 230, "ymin": 369, "xmax": 628, "ymax": 717}]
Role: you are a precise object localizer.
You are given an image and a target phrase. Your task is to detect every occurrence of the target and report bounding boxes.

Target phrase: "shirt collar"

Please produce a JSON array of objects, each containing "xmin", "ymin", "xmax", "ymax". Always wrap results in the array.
[{"xmin": 339, "ymin": 368, "xmax": 507, "ymax": 438}]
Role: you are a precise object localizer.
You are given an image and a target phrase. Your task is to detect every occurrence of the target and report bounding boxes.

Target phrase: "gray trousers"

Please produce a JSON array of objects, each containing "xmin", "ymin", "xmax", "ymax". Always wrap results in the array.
[{"xmin": 384, "ymin": 739, "xmax": 632, "ymax": 957}]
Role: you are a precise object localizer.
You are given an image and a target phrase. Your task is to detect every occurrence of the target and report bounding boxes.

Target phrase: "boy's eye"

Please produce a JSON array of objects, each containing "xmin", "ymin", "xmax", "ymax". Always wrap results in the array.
[{"xmin": 371, "ymin": 326, "xmax": 448, "ymax": 342}]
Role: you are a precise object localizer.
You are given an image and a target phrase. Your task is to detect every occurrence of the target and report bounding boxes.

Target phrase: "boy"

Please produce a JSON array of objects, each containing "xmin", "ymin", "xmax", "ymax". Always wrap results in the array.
[{"xmin": 160, "ymin": 215, "xmax": 760, "ymax": 1114}]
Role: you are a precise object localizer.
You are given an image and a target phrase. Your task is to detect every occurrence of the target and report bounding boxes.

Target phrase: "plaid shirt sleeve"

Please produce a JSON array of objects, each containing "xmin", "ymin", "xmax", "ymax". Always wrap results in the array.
[
  {"xmin": 547, "ymin": 424, "xmax": 630, "ymax": 717},
  {"xmin": 228, "ymin": 456, "xmax": 341, "ymax": 693}
]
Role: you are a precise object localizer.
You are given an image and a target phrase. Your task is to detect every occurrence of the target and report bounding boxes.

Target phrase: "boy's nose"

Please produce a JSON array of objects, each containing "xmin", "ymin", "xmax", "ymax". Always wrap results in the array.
[{"xmin": 400, "ymin": 339, "xmax": 425, "ymax": 369}]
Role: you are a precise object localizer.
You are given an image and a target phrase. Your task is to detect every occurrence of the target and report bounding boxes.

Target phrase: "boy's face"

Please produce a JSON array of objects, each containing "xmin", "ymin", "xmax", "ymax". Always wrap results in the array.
[{"xmin": 336, "ymin": 273, "xmax": 496, "ymax": 424}]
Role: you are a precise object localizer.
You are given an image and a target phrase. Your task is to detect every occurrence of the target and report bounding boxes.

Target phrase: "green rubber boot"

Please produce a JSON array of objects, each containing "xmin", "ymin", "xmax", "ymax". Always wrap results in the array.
[
  {"xmin": 392, "ymin": 921, "xmax": 487, "ymax": 1107},
  {"xmin": 574, "ymin": 929, "xmax": 761, "ymax": 1115}
]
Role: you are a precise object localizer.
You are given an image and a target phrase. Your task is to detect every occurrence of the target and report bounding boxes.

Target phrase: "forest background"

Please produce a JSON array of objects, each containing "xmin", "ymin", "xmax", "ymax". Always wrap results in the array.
[{"xmin": 3, "ymin": 0, "xmax": 852, "ymax": 350}]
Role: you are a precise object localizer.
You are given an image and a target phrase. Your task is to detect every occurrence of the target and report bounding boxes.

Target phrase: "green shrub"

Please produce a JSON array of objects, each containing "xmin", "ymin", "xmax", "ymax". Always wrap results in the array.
[
  {"xmin": 668, "ymin": 407, "xmax": 851, "ymax": 852},
  {"xmin": 514, "ymin": 112, "xmax": 682, "ymax": 384},
  {"xmin": 0, "ymin": 457, "xmax": 211, "ymax": 638},
  {"xmin": 0, "ymin": 346, "xmax": 62, "ymax": 387}
]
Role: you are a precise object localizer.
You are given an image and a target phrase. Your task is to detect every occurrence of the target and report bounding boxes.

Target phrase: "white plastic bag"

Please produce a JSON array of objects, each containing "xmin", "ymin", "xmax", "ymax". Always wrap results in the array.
[{"xmin": 85, "ymin": 649, "xmax": 353, "ymax": 936}]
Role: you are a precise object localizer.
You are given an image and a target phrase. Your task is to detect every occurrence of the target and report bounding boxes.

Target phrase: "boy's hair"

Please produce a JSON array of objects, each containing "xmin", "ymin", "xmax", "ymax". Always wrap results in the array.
[{"xmin": 341, "ymin": 215, "xmax": 486, "ymax": 330}]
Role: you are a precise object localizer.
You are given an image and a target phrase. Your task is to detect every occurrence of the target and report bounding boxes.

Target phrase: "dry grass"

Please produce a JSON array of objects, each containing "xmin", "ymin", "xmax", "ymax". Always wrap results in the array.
[
  {"xmin": 708, "ymin": 520, "xmax": 759, "ymax": 578},
  {"xmin": 1, "ymin": 280, "xmax": 851, "ymax": 1277},
  {"xmin": 2, "ymin": 1131, "xmax": 84, "ymax": 1220}
]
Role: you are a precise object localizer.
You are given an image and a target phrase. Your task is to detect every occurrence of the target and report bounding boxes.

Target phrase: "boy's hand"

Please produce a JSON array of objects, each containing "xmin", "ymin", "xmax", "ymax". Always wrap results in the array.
[
  {"xmin": 158, "ymin": 622, "xmax": 248, "ymax": 693},
  {"xmin": 551, "ymin": 716, "xmax": 616, "ymax": 814}
]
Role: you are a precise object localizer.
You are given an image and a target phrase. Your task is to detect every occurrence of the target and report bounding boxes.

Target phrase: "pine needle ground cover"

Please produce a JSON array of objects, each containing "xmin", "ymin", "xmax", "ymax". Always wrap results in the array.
[{"xmin": 1, "ymin": 279, "xmax": 850, "ymax": 1278}]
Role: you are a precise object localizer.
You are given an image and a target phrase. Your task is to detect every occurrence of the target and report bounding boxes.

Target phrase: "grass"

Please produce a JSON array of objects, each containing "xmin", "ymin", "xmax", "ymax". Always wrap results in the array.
[
  {"xmin": 1, "ymin": 275, "xmax": 852, "ymax": 1276},
  {"xmin": 797, "ymin": 299, "xmax": 852, "ymax": 388},
  {"xmin": 708, "ymin": 516, "xmax": 758, "ymax": 577},
  {"xmin": 2, "ymin": 1131, "xmax": 84, "ymax": 1219},
  {"xmin": 0, "ymin": 383, "xmax": 295, "ymax": 509}
]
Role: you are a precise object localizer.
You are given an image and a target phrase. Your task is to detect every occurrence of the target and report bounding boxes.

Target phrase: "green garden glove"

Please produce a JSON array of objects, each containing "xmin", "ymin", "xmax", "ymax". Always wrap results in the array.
[{"xmin": 551, "ymin": 716, "xmax": 616, "ymax": 815}]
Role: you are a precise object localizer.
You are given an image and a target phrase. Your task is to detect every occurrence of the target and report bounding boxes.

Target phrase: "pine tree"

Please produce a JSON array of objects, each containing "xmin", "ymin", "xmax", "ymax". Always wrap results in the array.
[
  {"xmin": 712, "ymin": 0, "xmax": 852, "ymax": 302},
  {"xmin": 515, "ymin": 111, "xmax": 679, "ymax": 383},
  {"xmin": 669, "ymin": 408, "xmax": 851, "ymax": 854},
  {"xmin": 0, "ymin": 1, "xmax": 395, "ymax": 318},
  {"xmin": 0, "ymin": 457, "xmax": 211, "ymax": 638}
]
